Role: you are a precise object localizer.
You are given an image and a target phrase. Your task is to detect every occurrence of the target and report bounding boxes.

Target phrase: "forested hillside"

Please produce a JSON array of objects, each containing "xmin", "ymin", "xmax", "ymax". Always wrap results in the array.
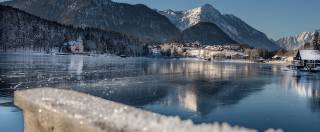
[
  {"xmin": 0, "ymin": 5, "xmax": 149, "ymax": 56},
  {"xmin": 2, "ymin": 0, "xmax": 180, "ymax": 42}
]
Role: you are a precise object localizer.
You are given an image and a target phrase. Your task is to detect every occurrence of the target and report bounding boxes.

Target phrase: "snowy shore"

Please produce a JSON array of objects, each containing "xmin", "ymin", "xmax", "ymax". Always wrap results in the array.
[{"xmin": 15, "ymin": 88, "xmax": 282, "ymax": 132}]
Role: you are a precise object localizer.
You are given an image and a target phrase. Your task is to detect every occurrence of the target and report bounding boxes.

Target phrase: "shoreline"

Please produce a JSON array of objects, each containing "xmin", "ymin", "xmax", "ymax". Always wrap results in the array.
[{"xmin": 0, "ymin": 52, "xmax": 293, "ymax": 66}]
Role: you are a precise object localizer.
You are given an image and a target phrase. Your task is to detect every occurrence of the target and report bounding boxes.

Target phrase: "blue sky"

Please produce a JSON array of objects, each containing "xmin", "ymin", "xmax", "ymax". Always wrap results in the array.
[{"xmin": 114, "ymin": 0, "xmax": 320, "ymax": 40}]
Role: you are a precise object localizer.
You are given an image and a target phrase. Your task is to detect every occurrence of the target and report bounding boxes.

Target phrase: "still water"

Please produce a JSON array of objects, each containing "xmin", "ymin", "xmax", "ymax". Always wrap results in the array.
[{"xmin": 0, "ymin": 53, "xmax": 320, "ymax": 132}]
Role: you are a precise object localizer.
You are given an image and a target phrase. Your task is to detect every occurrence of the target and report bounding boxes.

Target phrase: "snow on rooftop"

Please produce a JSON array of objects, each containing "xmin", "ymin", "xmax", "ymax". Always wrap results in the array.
[
  {"xmin": 64, "ymin": 37, "xmax": 83, "ymax": 46},
  {"xmin": 299, "ymin": 50, "xmax": 320, "ymax": 60}
]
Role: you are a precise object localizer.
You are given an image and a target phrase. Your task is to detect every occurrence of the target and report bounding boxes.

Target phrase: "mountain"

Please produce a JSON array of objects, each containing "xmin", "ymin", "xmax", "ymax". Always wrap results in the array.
[
  {"xmin": 158, "ymin": 4, "xmax": 280, "ymax": 51},
  {"xmin": 276, "ymin": 31, "xmax": 319, "ymax": 50},
  {"xmin": 173, "ymin": 22, "xmax": 237, "ymax": 44},
  {"xmin": 1, "ymin": 0, "xmax": 180, "ymax": 42},
  {"xmin": 0, "ymin": 5, "xmax": 148, "ymax": 55}
]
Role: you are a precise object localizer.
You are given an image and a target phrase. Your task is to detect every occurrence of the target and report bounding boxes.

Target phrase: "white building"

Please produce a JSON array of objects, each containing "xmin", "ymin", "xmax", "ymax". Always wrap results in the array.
[
  {"xmin": 294, "ymin": 50, "xmax": 320, "ymax": 69},
  {"xmin": 64, "ymin": 37, "xmax": 84, "ymax": 53},
  {"xmin": 151, "ymin": 46, "xmax": 161, "ymax": 56},
  {"xmin": 186, "ymin": 48, "xmax": 202, "ymax": 57}
]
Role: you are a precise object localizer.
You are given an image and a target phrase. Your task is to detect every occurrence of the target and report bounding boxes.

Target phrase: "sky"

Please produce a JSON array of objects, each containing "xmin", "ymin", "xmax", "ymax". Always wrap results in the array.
[{"xmin": 113, "ymin": 0, "xmax": 320, "ymax": 40}]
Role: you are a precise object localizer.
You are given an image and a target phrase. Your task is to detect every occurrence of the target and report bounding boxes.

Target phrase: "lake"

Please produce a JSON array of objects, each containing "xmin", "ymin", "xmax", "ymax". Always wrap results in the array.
[{"xmin": 0, "ymin": 53, "xmax": 320, "ymax": 132}]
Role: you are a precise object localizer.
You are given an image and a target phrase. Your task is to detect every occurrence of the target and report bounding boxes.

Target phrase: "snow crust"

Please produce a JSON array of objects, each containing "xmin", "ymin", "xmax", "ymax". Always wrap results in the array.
[
  {"xmin": 14, "ymin": 88, "xmax": 283, "ymax": 132},
  {"xmin": 299, "ymin": 50, "xmax": 320, "ymax": 60}
]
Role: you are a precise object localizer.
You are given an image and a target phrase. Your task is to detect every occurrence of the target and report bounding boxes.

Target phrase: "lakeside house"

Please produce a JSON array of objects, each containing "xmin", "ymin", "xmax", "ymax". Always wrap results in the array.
[
  {"xmin": 290, "ymin": 31, "xmax": 320, "ymax": 71},
  {"xmin": 294, "ymin": 50, "xmax": 320, "ymax": 68},
  {"xmin": 63, "ymin": 37, "xmax": 84, "ymax": 53},
  {"xmin": 150, "ymin": 45, "xmax": 161, "ymax": 57}
]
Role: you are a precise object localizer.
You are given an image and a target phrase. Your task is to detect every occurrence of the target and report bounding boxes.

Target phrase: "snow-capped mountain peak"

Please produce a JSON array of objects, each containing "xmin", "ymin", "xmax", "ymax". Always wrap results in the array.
[
  {"xmin": 158, "ymin": 4, "xmax": 280, "ymax": 51},
  {"xmin": 159, "ymin": 4, "xmax": 222, "ymax": 31},
  {"xmin": 277, "ymin": 31, "xmax": 317, "ymax": 50}
]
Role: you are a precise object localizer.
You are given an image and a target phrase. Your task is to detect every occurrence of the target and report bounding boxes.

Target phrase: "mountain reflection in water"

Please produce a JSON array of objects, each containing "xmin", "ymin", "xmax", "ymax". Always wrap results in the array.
[
  {"xmin": 280, "ymin": 72, "xmax": 320, "ymax": 112},
  {"xmin": 72, "ymin": 59, "xmax": 267, "ymax": 114},
  {"xmin": 1, "ymin": 53, "xmax": 320, "ymax": 132}
]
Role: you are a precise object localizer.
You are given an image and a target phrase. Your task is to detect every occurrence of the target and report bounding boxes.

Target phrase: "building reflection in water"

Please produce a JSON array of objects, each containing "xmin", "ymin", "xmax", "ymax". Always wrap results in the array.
[
  {"xmin": 136, "ymin": 61, "xmax": 267, "ymax": 116},
  {"xmin": 155, "ymin": 78, "xmax": 267, "ymax": 116},
  {"xmin": 178, "ymin": 84, "xmax": 198, "ymax": 112},
  {"xmin": 70, "ymin": 60, "xmax": 267, "ymax": 116},
  {"xmin": 280, "ymin": 72, "xmax": 320, "ymax": 112},
  {"xmin": 145, "ymin": 61, "xmax": 259, "ymax": 80},
  {"xmin": 68, "ymin": 55, "xmax": 84, "ymax": 79}
]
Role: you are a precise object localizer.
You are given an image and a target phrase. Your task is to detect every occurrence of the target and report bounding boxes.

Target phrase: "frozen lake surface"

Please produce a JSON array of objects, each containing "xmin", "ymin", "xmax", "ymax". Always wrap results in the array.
[{"xmin": 0, "ymin": 53, "xmax": 320, "ymax": 132}]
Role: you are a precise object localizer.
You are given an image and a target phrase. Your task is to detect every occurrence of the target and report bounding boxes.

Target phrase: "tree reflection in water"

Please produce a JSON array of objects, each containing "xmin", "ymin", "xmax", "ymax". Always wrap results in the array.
[{"xmin": 281, "ymin": 72, "xmax": 320, "ymax": 112}]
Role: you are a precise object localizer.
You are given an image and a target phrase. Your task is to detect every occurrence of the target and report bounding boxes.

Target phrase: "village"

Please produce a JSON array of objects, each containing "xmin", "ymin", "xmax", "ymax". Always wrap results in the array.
[
  {"xmin": 58, "ymin": 32, "xmax": 320, "ymax": 72},
  {"xmin": 58, "ymin": 36, "xmax": 269, "ymax": 62},
  {"xmin": 148, "ymin": 42, "xmax": 269, "ymax": 62},
  {"xmin": 147, "ymin": 31, "xmax": 320, "ymax": 72}
]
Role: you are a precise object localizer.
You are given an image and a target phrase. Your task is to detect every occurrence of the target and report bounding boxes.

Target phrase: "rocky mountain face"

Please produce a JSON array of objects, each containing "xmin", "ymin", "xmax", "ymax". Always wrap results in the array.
[
  {"xmin": 159, "ymin": 4, "xmax": 280, "ymax": 51},
  {"xmin": 0, "ymin": 5, "xmax": 148, "ymax": 55},
  {"xmin": 1, "ymin": 0, "xmax": 180, "ymax": 42},
  {"xmin": 276, "ymin": 31, "xmax": 318, "ymax": 50},
  {"xmin": 173, "ymin": 22, "xmax": 237, "ymax": 44},
  {"xmin": 1, "ymin": 0, "xmax": 280, "ymax": 51}
]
